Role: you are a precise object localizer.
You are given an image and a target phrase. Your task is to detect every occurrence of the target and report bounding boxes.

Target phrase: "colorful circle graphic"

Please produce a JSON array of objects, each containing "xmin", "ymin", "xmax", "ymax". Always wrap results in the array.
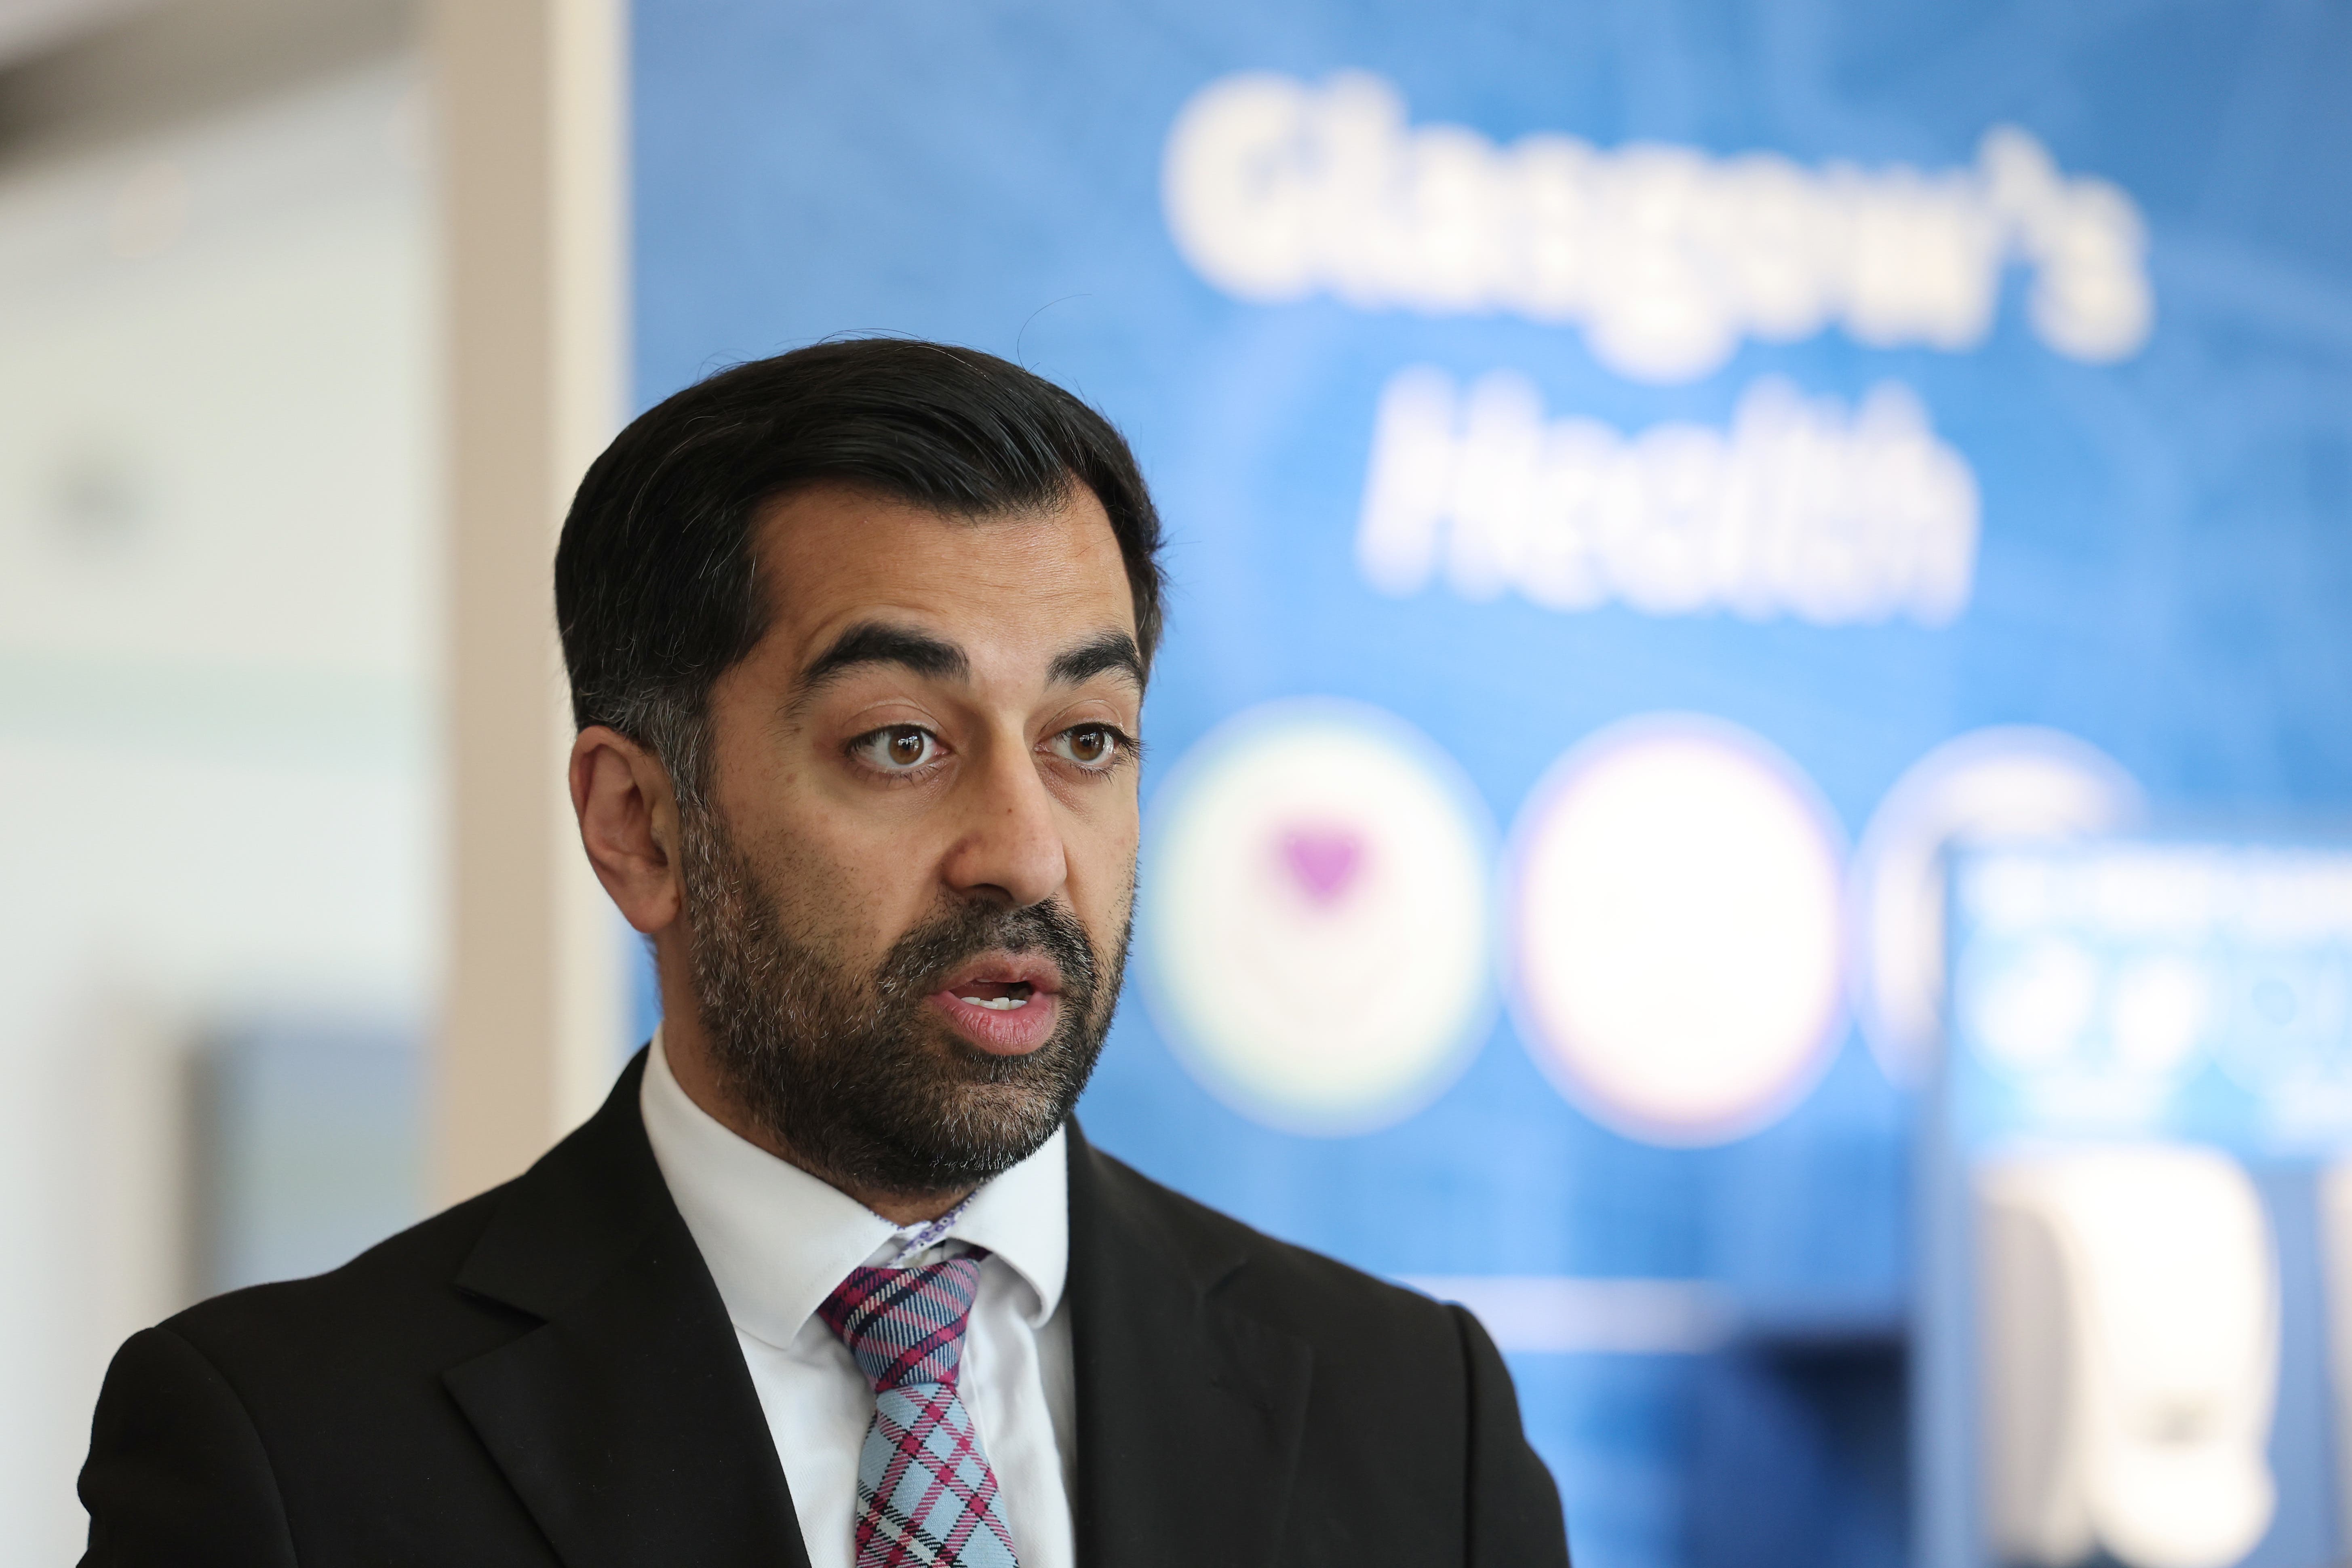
[
  {"xmin": 1506, "ymin": 714, "xmax": 1847, "ymax": 1145},
  {"xmin": 1849, "ymin": 726, "xmax": 2143, "ymax": 1088},
  {"xmin": 1141, "ymin": 699, "xmax": 1493, "ymax": 1136}
]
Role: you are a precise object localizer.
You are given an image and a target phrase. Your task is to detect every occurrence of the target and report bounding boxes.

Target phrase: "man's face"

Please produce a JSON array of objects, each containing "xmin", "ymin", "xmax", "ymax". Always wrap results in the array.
[{"xmin": 678, "ymin": 482, "xmax": 1143, "ymax": 1197}]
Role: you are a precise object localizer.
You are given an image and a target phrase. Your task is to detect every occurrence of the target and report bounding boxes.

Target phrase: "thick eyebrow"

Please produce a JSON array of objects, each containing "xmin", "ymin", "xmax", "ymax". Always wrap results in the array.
[
  {"xmin": 797, "ymin": 621, "xmax": 971, "ymax": 699},
  {"xmin": 1048, "ymin": 630, "xmax": 1145, "ymax": 690}
]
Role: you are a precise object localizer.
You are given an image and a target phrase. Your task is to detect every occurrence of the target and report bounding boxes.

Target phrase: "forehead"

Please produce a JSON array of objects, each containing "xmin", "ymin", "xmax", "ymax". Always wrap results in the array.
[{"xmin": 751, "ymin": 482, "xmax": 1136, "ymax": 667}]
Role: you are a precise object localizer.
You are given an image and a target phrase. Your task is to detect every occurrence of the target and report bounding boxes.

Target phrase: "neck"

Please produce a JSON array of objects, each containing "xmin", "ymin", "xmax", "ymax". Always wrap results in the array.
[{"xmin": 656, "ymin": 1009, "xmax": 975, "ymax": 1226}]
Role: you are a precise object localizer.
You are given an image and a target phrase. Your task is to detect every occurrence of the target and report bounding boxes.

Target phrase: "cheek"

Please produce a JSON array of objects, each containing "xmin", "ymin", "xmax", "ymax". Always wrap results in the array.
[
  {"xmin": 1065, "ymin": 802, "xmax": 1142, "ymax": 923},
  {"xmin": 734, "ymin": 803, "xmax": 924, "ymax": 957}
]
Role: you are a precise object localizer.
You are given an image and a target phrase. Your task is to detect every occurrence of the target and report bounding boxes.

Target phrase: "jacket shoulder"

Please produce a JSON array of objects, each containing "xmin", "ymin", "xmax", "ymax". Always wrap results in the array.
[
  {"xmin": 1079, "ymin": 1141, "xmax": 1570, "ymax": 1567},
  {"xmin": 162, "ymin": 1182, "xmax": 528, "ymax": 1382},
  {"xmin": 1083, "ymin": 1142, "xmax": 1457, "ymax": 1342}
]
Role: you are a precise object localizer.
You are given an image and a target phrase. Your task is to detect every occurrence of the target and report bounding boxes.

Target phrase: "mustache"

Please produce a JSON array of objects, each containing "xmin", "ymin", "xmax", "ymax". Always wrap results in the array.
[{"xmin": 872, "ymin": 897, "xmax": 1100, "ymax": 1008}]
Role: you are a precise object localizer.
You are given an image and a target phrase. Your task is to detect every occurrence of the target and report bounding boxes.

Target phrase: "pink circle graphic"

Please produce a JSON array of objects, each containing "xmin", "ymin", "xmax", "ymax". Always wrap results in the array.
[{"xmin": 1141, "ymin": 699, "xmax": 1494, "ymax": 1136}]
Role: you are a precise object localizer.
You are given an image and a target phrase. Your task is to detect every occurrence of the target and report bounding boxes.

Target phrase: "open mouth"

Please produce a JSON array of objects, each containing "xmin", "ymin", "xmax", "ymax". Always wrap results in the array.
[
  {"xmin": 929, "ymin": 955, "xmax": 1066, "ymax": 1054},
  {"xmin": 954, "ymin": 980, "xmax": 1037, "ymax": 1012}
]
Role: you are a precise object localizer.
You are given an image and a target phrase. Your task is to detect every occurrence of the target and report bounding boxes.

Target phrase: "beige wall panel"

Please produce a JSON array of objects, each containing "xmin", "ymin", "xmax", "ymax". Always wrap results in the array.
[{"xmin": 431, "ymin": 0, "xmax": 628, "ymax": 1203}]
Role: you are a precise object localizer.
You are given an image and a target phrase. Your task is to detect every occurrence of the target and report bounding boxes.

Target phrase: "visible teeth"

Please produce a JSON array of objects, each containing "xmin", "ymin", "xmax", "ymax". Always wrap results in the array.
[{"xmin": 961, "ymin": 995, "xmax": 1026, "ymax": 1010}]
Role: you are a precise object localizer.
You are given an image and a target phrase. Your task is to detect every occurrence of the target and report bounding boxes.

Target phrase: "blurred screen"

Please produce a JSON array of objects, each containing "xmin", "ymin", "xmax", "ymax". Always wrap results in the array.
[{"xmin": 1945, "ymin": 840, "xmax": 2352, "ymax": 1568}]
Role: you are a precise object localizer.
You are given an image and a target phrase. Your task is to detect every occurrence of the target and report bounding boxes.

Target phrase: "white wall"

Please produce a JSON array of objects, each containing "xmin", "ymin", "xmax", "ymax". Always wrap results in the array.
[{"xmin": 0, "ymin": 57, "xmax": 434, "ymax": 1559}]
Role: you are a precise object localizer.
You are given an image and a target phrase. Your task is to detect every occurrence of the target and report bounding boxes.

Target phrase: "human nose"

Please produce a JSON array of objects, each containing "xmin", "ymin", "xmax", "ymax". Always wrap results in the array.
[{"xmin": 938, "ymin": 728, "xmax": 1067, "ymax": 908}]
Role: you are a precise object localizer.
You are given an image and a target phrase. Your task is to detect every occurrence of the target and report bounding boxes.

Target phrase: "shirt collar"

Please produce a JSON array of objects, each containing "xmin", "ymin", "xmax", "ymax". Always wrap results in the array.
[{"xmin": 639, "ymin": 1026, "xmax": 1069, "ymax": 1351}]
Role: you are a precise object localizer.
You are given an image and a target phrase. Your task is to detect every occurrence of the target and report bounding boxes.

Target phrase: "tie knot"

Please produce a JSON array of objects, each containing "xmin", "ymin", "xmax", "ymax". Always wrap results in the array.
[{"xmin": 818, "ymin": 1255, "xmax": 984, "ymax": 1392}]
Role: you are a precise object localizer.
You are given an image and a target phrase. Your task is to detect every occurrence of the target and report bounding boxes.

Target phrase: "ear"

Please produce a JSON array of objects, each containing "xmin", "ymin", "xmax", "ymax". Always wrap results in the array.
[{"xmin": 570, "ymin": 725, "xmax": 684, "ymax": 935}]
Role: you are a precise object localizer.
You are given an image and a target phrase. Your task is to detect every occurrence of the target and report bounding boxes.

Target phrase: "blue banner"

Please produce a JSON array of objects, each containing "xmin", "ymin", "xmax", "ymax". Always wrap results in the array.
[{"xmin": 632, "ymin": 6, "xmax": 2352, "ymax": 1565}]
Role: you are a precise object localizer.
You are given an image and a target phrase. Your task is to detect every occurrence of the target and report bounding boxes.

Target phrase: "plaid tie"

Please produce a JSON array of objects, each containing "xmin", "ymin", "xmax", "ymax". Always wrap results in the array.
[{"xmin": 818, "ymin": 1255, "xmax": 1022, "ymax": 1568}]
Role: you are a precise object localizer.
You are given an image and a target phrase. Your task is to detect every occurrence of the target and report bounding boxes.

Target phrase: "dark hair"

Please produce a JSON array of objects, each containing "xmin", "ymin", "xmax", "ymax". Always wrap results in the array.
[{"xmin": 554, "ymin": 339, "xmax": 1166, "ymax": 803}]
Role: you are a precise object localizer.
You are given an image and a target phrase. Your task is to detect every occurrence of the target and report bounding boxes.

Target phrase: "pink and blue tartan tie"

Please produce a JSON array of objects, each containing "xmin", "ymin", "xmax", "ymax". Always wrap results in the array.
[{"xmin": 818, "ymin": 1255, "xmax": 1021, "ymax": 1568}]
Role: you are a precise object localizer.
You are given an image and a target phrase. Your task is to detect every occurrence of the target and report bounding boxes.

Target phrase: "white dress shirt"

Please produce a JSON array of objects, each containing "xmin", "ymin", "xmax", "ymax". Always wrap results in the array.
[{"xmin": 639, "ymin": 1029, "xmax": 1077, "ymax": 1568}]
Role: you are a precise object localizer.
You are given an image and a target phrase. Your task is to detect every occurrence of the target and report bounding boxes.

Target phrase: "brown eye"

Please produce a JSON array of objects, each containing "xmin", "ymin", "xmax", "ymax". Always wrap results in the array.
[
  {"xmin": 853, "ymin": 725, "xmax": 940, "ymax": 772},
  {"xmin": 1054, "ymin": 725, "xmax": 1119, "ymax": 767}
]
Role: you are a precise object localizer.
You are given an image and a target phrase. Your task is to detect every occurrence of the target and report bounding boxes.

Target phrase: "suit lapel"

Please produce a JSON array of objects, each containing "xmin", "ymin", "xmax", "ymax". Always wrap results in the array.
[
  {"xmin": 442, "ymin": 1053, "xmax": 809, "ymax": 1568},
  {"xmin": 438, "ymin": 1071, "xmax": 1307, "ymax": 1568},
  {"xmin": 1065, "ymin": 1124, "xmax": 1313, "ymax": 1568}
]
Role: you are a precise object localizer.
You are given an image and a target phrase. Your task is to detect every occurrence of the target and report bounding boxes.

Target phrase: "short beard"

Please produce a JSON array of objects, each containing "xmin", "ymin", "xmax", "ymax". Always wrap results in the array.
[{"xmin": 675, "ymin": 799, "xmax": 1128, "ymax": 1200}]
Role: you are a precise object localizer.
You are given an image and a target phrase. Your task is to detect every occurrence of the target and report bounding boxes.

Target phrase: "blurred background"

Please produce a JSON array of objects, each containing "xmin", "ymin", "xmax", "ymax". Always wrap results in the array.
[
  {"xmin": 4, "ymin": 2, "xmax": 2350, "ymax": 1567},
  {"xmin": 0, "ymin": 0, "xmax": 432, "ymax": 1558}
]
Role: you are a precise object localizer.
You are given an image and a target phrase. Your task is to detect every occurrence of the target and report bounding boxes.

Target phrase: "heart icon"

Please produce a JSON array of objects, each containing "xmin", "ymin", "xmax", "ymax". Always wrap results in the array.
[{"xmin": 1276, "ymin": 824, "xmax": 1367, "ymax": 908}]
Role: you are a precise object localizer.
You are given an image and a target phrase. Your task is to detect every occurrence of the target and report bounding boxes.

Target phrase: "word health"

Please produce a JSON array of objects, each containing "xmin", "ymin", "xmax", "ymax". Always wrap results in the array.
[{"xmin": 1355, "ymin": 368, "xmax": 1980, "ymax": 627}]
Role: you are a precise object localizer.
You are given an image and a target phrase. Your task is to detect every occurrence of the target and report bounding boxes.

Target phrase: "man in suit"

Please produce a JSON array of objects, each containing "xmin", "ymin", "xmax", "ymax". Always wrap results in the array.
[{"xmin": 78, "ymin": 340, "xmax": 1571, "ymax": 1567}]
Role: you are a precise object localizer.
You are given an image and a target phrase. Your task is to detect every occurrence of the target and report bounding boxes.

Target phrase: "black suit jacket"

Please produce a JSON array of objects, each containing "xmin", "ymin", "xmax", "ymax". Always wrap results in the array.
[{"xmin": 80, "ymin": 1050, "xmax": 1569, "ymax": 1566}]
